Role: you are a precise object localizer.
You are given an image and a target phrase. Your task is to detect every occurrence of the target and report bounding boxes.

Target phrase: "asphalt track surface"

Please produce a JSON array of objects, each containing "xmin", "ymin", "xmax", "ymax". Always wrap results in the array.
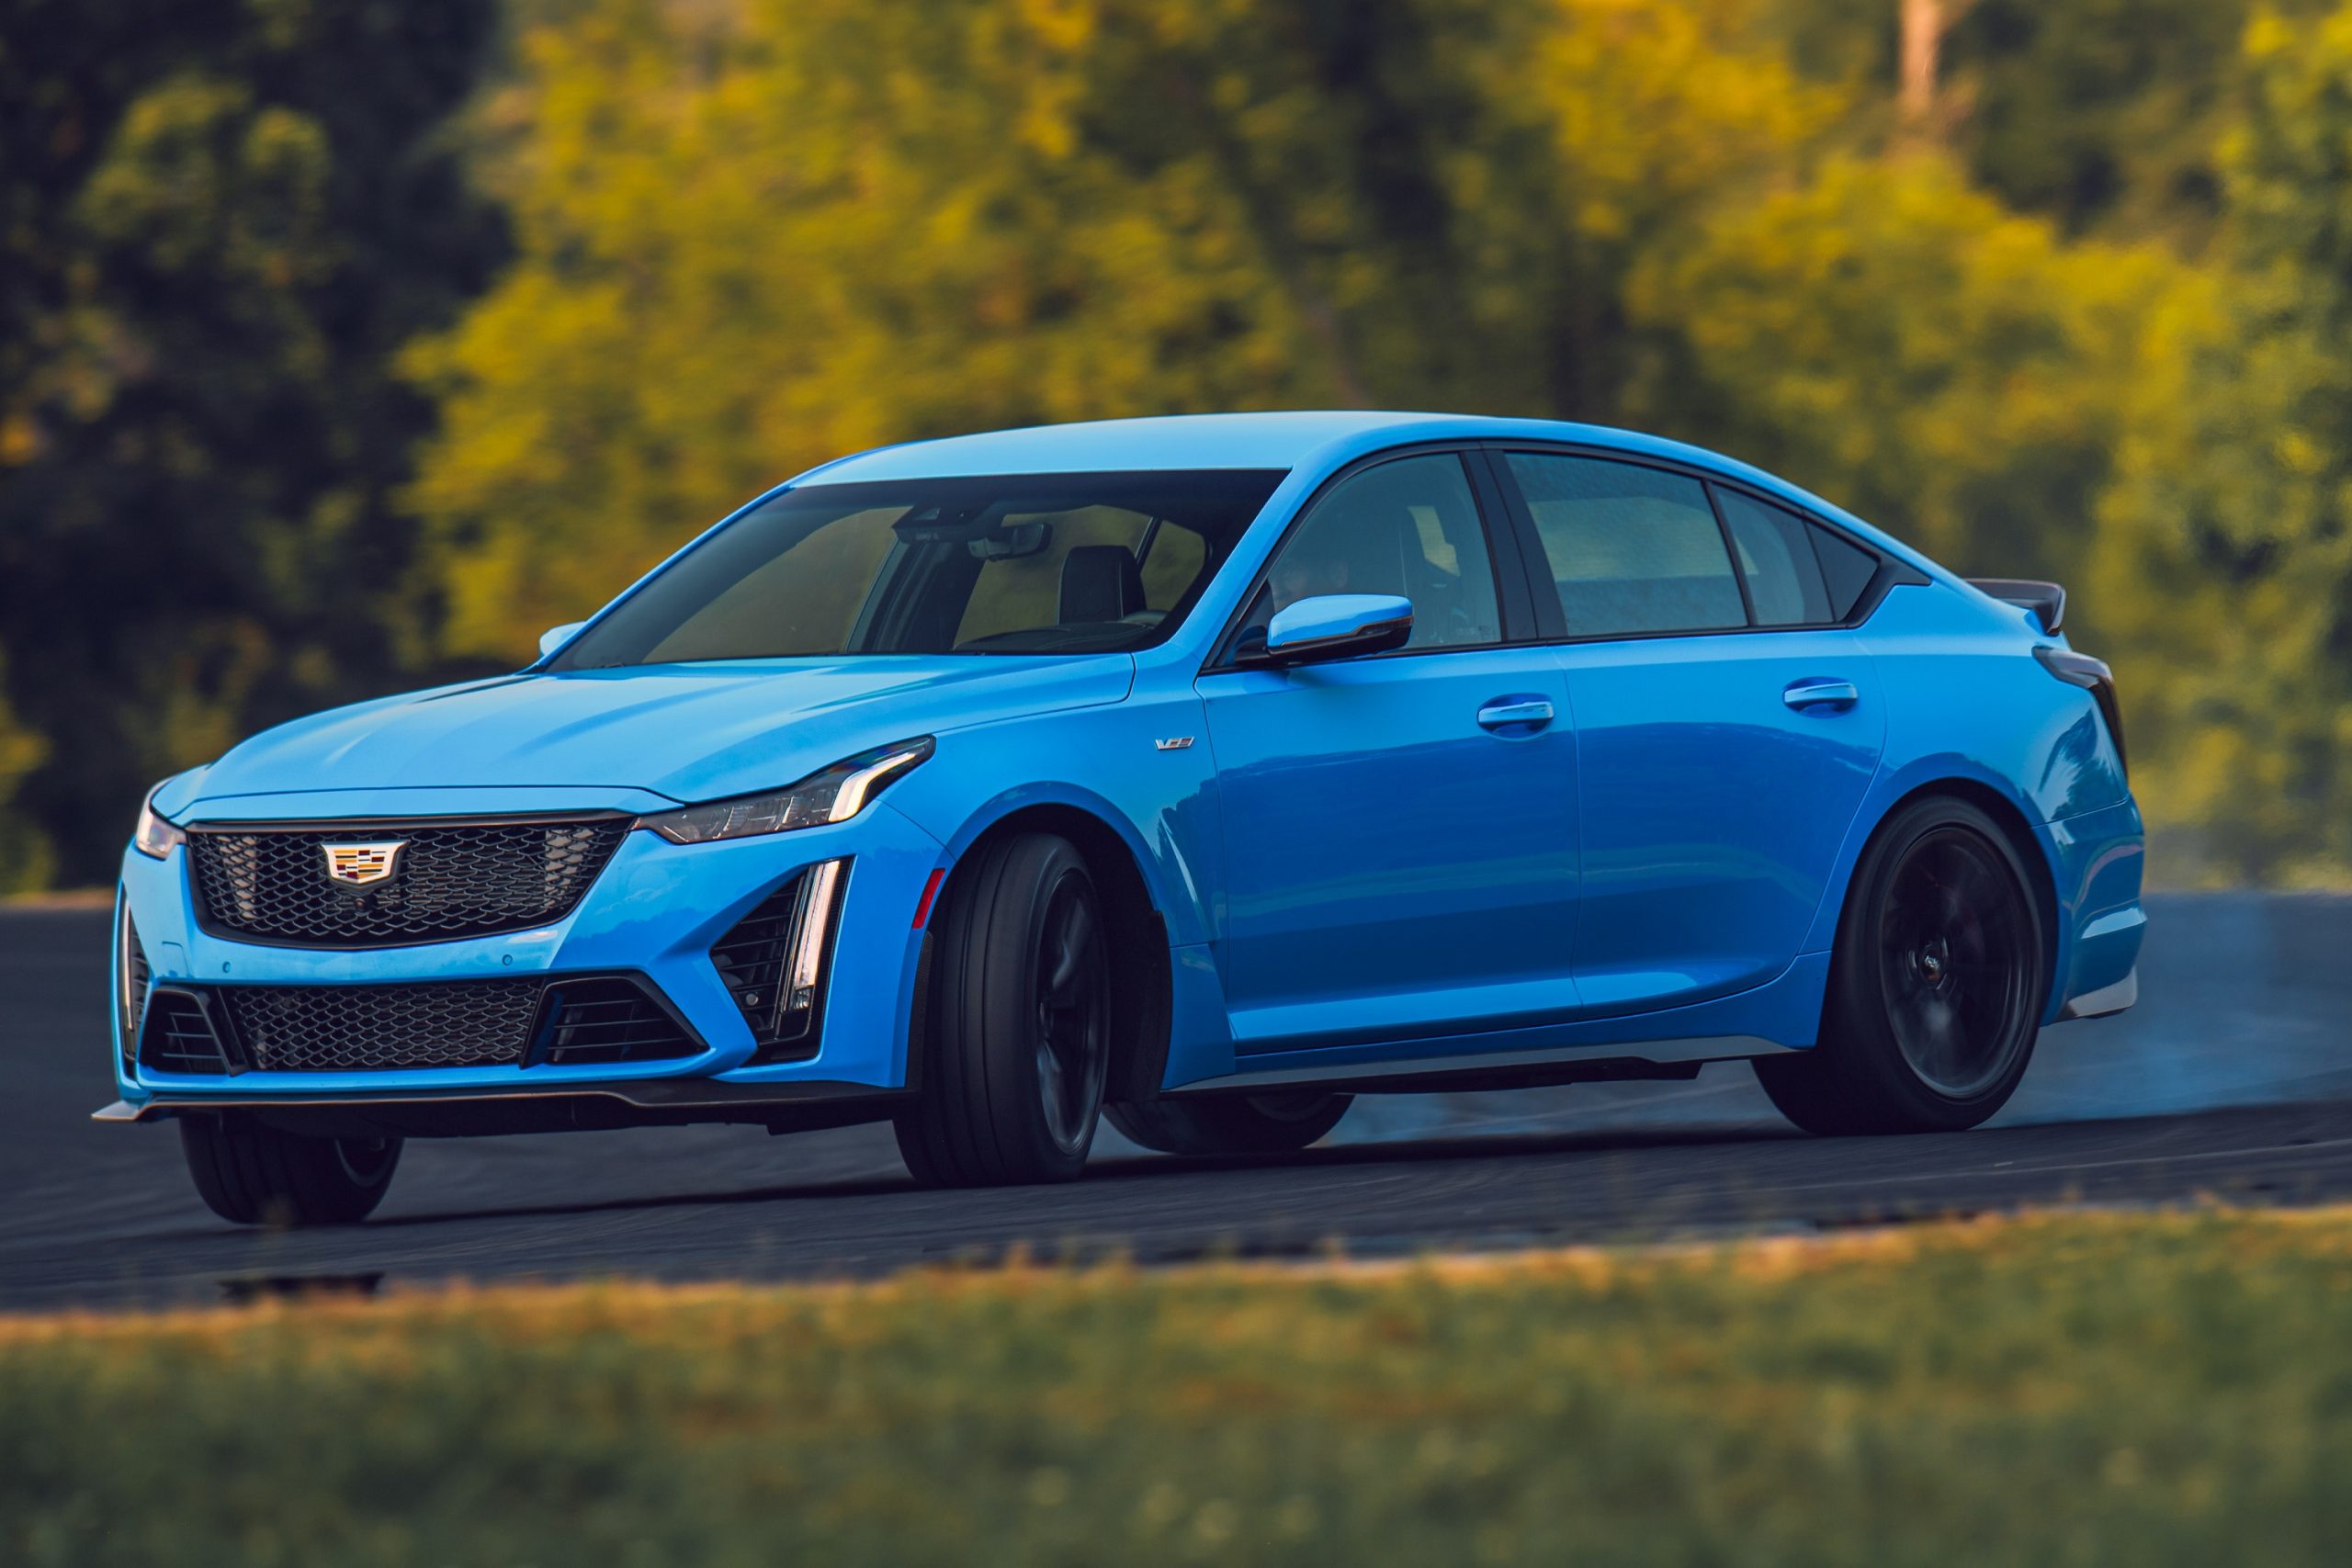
[{"xmin": 6, "ymin": 897, "xmax": 2351, "ymax": 1312}]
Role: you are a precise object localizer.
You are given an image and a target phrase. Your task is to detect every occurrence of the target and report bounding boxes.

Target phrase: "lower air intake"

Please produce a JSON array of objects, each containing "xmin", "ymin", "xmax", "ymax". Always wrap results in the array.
[
  {"xmin": 223, "ymin": 979, "xmax": 548, "ymax": 1072},
  {"xmin": 133, "ymin": 976, "xmax": 702, "ymax": 1076}
]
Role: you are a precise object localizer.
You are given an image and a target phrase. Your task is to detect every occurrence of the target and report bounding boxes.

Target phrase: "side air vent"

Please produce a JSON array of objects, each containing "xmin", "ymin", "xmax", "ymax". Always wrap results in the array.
[
  {"xmin": 708, "ymin": 860, "xmax": 849, "ymax": 1064},
  {"xmin": 115, "ymin": 905, "xmax": 151, "ymax": 1073},
  {"xmin": 138, "ymin": 989, "xmax": 241, "ymax": 1076},
  {"xmin": 529, "ymin": 977, "xmax": 699, "ymax": 1066}
]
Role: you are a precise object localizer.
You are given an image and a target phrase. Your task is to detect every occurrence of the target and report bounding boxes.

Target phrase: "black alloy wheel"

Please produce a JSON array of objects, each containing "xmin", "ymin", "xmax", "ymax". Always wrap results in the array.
[
  {"xmin": 1878, "ymin": 826, "xmax": 2039, "ymax": 1099},
  {"xmin": 1755, "ymin": 795, "xmax": 2046, "ymax": 1135},
  {"xmin": 1032, "ymin": 868, "xmax": 1111, "ymax": 1157}
]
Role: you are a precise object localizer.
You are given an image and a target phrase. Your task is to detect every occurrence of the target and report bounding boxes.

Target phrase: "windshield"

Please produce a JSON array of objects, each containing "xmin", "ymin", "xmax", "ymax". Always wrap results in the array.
[{"xmin": 550, "ymin": 469, "xmax": 1286, "ymax": 669}]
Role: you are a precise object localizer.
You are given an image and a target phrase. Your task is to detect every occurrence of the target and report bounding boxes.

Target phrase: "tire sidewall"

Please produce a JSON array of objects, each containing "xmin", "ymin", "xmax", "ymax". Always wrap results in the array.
[{"xmin": 951, "ymin": 835, "xmax": 1107, "ymax": 1180}]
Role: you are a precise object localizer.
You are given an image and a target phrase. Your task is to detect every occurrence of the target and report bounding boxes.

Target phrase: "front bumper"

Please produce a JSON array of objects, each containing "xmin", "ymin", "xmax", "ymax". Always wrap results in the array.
[{"xmin": 108, "ymin": 794, "xmax": 946, "ymax": 1115}]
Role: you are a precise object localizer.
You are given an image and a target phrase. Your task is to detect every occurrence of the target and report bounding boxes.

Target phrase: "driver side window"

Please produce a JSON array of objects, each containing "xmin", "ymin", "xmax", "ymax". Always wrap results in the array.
[{"xmin": 1259, "ymin": 454, "xmax": 1503, "ymax": 651}]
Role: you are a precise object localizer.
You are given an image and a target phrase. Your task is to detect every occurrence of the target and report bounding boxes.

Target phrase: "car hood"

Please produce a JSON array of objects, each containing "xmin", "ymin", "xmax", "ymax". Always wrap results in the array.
[{"xmin": 186, "ymin": 655, "xmax": 1135, "ymax": 809}]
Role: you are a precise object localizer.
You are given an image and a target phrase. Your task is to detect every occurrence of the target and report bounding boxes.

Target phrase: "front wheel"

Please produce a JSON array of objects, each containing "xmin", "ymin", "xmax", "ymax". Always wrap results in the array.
[
  {"xmin": 179, "ymin": 1114, "xmax": 402, "ymax": 1225},
  {"xmin": 894, "ymin": 832, "xmax": 1112, "ymax": 1186},
  {"xmin": 1756, "ymin": 796, "xmax": 2047, "ymax": 1135}
]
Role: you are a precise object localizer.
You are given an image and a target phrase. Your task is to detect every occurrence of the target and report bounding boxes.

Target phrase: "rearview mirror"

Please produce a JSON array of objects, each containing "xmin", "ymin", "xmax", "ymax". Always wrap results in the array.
[
  {"xmin": 1257, "ymin": 594, "xmax": 1413, "ymax": 668},
  {"xmin": 537, "ymin": 622, "xmax": 586, "ymax": 660}
]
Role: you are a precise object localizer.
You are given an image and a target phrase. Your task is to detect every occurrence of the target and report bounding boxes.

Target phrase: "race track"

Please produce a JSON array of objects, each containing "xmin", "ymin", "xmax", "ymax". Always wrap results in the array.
[{"xmin": 6, "ymin": 897, "xmax": 2350, "ymax": 1312}]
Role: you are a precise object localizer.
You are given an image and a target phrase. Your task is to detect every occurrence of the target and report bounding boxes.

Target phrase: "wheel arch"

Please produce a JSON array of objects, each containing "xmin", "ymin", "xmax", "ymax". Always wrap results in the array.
[
  {"xmin": 929, "ymin": 799, "xmax": 1174, "ymax": 1104},
  {"xmin": 1818, "ymin": 772, "xmax": 2064, "ymax": 1022}
]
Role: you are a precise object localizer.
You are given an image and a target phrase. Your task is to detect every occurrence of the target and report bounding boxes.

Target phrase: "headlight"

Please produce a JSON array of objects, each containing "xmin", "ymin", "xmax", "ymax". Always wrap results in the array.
[
  {"xmin": 640, "ymin": 738, "xmax": 934, "ymax": 845},
  {"xmin": 130, "ymin": 782, "xmax": 187, "ymax": 860}
]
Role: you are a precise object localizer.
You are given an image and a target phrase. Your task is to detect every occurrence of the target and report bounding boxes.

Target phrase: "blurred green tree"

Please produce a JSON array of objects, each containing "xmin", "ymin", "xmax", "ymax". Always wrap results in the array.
[
  {"xmin": 405, "ymin": 0, "xmax": 1832, "ymax": 660},
  {"xmin": 1623, "ymin": 152, "xmax": 2184, "ymax": 585},
  {"xmin": 0, "ymin": 0, "xmax": 503, "ymax": 883},
  {"xmin": 2086, "ymin": 5, "xmax": 2352, "ymax": 884}
]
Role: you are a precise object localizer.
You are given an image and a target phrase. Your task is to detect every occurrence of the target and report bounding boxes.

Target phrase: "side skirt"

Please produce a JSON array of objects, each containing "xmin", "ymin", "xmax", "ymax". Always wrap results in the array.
[{"xmin": 1166, "ymin": 1034, "xmax": 1796, "ymax": 1099}]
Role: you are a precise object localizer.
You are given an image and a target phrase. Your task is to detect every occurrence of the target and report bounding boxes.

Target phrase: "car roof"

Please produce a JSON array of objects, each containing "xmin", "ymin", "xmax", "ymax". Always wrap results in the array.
[
  {"xmin": 784, "ymin": 412, "xmax": 1940, "ymax": 576},
  {"xmin": 797, "ymin": 411, "xmax": 1732, "ymax": 481}
]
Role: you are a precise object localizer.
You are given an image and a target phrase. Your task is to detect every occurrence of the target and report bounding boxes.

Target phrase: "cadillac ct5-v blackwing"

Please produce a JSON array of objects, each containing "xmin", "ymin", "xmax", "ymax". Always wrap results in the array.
[{"xmin": 103, "ymin": 413, "xmax": 2142, "ymax": 1224}]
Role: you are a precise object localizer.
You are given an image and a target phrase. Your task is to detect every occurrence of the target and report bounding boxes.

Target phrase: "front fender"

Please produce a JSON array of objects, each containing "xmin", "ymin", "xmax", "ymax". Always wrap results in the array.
[{"xmin": 877, "ymin": 688, "xmax": 1226, "ymax": 950}]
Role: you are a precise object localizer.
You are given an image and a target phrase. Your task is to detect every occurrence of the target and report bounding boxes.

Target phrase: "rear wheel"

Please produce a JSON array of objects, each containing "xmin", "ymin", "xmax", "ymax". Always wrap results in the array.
[
  {"xmin": 1106, "ymin": 1092, "xmax": 1351, "ymax": 1156},
  {"xmin": 894, "ymin": 832, "xmax": 1111, "ymax": 1186},
  {"xmin": 1756, "ymin": 796, "xmax": 2046, "ymax": 1135},
  {"xmin": 179, "ymin": 1115, "xmax": 402, "ymax": 1225}
]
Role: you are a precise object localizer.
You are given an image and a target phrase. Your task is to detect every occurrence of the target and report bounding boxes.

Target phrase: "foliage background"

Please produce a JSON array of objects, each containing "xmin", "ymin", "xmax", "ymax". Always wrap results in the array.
[{"xmin": 3, "ymin": 0, "xmax": 2350, "ymax": 887}]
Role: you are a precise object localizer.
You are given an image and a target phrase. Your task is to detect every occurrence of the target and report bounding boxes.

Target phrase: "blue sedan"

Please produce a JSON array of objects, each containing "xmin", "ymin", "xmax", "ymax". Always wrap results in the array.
[{"xmin": 104, "ymin": 412, "xmax": 2143, "ymax": 1224}]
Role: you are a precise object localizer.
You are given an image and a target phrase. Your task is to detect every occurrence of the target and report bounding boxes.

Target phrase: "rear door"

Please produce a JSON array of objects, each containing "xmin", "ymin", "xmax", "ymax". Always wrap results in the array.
[
  {"xmin": 1489, "ymin": 449, "xmax": 1887, "ymax": 1013},
  {"xmin": 1197, "ymin": 449, "xmax": 1580, "ymax": 1054}
]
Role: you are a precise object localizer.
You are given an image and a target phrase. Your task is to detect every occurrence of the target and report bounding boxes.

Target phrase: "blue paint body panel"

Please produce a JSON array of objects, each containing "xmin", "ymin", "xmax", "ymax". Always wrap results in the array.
[{"xmin": 111, "ymin": 412, "xmax": 2143, "ymax": 1120}]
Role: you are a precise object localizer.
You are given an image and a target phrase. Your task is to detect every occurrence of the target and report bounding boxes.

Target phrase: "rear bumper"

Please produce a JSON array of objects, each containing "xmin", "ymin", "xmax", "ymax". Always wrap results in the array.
[{"xmin": 2041, "ymin": 798, "xmax": 2146, "ymax": 1024}]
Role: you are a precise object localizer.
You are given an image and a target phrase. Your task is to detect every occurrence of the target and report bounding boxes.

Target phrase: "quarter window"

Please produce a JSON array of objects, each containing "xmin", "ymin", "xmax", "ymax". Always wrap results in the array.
[
  {"xmin": 1505, "ymin": 453, "xmax": 1746, "ymax": 637},
  {"xmin": 1255, "ymin": 454, "xmax": 1503, "ymax": 651},
  {"xmin": 1713, "ymin": 487, "xmax": 1833, "ymax": 626}
]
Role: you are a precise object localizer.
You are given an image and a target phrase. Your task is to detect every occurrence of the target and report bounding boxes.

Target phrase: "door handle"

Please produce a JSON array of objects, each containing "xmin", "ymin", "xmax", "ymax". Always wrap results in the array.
[
  {"xmin": 1476, "ymin": 696, "xmax": 1555, "ymax": 733},
  {"xmin": 1782, "ymin": 678, "xmax": 1860, "ymax": 712}
]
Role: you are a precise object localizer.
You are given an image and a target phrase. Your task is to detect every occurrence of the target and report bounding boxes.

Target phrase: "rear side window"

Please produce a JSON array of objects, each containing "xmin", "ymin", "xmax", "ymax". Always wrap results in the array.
[
  {"xmin": 1505, "ymin": 453, "xmax": 1746, "ymax": 637},
  {"xmin": 1713, "ymin": 487, "xmax": 1833, "ymax": 626}
]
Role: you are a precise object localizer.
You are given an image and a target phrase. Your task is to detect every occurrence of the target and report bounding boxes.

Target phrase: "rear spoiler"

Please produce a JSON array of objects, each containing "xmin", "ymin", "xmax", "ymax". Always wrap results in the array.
[{"xmin": 1967, "ymin": 578, "xmax": 2064, "ymax": 636}]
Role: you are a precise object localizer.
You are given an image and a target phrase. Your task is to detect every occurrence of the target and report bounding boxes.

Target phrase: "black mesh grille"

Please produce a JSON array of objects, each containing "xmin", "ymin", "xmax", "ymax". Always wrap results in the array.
[
  {"xmin": 220, "ymin": 979, "xmax": 548, "ymax": 1072},
  {"xmin": 187, "ymin": 817, "xmax": 630, "ymax": 948},
  {"xmin": 133, "ymin": 976, "xmax": 703, "ymax": 1076}
]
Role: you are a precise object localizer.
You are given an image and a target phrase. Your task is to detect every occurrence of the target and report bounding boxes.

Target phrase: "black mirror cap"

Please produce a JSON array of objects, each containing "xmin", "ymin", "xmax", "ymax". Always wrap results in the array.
[
  {"xmin": 1970, "ymin": 578, "xmax": 2065, "ymax": 636},
  {"xmin": 1241, "ymin": 612, "xmax": 1414, "ymax": 670}
]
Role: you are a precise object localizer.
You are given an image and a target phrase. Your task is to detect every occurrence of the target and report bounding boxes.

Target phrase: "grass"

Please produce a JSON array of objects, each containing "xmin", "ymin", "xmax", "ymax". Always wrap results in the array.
[{"xmin": 4, "ymin": 1208, "xmax": 2349, "ymax": 1566}]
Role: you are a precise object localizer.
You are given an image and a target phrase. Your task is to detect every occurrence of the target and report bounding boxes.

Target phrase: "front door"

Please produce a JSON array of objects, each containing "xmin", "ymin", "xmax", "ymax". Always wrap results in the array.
[{"xmin": 1198, "ymin": 451, "xmax": 1579, "ymax": 1054}]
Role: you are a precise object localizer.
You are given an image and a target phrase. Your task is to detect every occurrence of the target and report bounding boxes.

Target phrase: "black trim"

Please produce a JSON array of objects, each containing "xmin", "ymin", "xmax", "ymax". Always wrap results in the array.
[
  {"xmin": 98, "ymin": 1077, "xmax": 910, "ymax": 1139},
  {"xmin": 1702, "ymin": 478, "xmax": 1760, "ymax": 626},
  {"xmin": 1479, "ymin": 440, "xmax": 1928, "ymax": 644},
  {"xmin": 1464, "ymin": 448, "xmax": 1542, "ymax": 642}
]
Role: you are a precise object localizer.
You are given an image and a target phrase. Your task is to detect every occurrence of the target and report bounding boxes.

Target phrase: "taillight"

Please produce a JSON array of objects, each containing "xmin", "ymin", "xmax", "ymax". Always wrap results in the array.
[{"xmin": 2034, "ymin": 647, "xmax": 2126, "ymax": 778}]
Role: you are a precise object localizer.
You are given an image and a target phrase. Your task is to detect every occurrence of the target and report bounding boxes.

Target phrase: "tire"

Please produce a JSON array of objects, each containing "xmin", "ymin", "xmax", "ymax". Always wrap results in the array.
[
  {"xmin": 894, "ymin": 832, "xmax": 1113, "ymax": 1186},
  {"xmin": 179, "ymin": 1114, "xmax": 402, "ymax": 1225},
  {"xmin": 1105, "ymin": 1092, "xmax": 1351, "ymax": 1156},
  {"xmin": 1755, "ymin": 795, "xmax": 2047, "ymax": 1136}
]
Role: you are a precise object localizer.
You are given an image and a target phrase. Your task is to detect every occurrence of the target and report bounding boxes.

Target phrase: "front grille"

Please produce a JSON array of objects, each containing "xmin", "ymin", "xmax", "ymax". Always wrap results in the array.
[
  {"xmin": 134, "ymin": 976, "xmax": 703, "ymax": 1075},
  {"xmin": 222, "ymin": 979, "xmax": 548, "ymax": 1072},
  {"xmin": 187, "ymin": 816, "xmax": 631, "ymax": 948}
]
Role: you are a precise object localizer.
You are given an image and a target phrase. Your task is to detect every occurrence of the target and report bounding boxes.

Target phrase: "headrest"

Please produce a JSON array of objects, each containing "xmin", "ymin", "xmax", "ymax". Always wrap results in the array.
[{"xmin": 1059, "ymin": 545, "xmax": 1145, "ymax": 624}]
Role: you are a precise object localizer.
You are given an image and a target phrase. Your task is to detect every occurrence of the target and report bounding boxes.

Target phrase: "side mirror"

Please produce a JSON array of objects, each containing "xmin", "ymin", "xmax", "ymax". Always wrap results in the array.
[
  {"xmin": 537, "ymin": 622, "xmax": 587, "ymax": 660},
  {"xmin": 1257, "ymin": 593, "xmax": 1414, "ymax": 667}
]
